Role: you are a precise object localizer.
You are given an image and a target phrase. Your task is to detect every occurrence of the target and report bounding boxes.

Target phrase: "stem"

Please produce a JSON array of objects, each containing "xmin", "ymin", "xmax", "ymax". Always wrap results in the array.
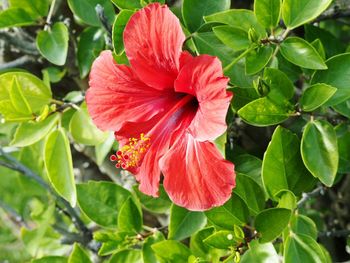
[
  {"xmin": 297, "ymin": 186, "xmax": 325, "ymax": 208},
  {"xmin": 319, "ymin": 229, "xmax": 350, "ymax": 238},
  {"xmin": 95, "ymin": 4, "xmax": 112, "ymax": 36},
  {"xmin": 44, "ymin": 0, "xmax": 57, "ymax": 31},
  {"xmin": 0, "ymin": 148, "xmax": 92, "ymax": 244},
  {"xmin": 0, "ymin": 31, "xmax": 38, "ymax": 55},
  {"xmin": 223, "ymin": 45, "xmax": 256, "ymax": 74},
  {"xmin": 0, "ymin": 56, "xmax": 35, "ymax": 71}
]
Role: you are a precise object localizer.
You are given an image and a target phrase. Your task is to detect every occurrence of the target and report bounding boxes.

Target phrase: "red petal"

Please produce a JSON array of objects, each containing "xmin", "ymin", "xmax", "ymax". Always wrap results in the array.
[
  {"xmin": 175, "ymin": 55, "xmax": 232, "ymax": 141},
  {"xmin": 160, "ymin": 133, "xmax": 235, "ymax": 211},
  {"xmin": 124, "ymin": 3, "xmax": 185, "ymax": 90},
  {"xmin": 87, "ymin": 50, "xmax": 173, "ymax": 131}
]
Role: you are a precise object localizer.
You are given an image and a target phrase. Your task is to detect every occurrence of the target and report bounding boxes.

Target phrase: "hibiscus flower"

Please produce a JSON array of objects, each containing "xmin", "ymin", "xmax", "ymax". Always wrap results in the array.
[{"xmin": 86, "ymin": 3, "xmax": 235, "ymax": 211}]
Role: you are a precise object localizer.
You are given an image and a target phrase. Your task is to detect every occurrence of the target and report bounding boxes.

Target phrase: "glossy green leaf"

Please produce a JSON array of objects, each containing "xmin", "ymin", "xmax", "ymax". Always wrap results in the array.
[
  {"xmin": 301, "ymin": 120, "xmax": 338, "ymax": 186},
  {"xmin": 333, "ymin": 101, "xmax": 350, "ymax": 120},
  {"xmin": 67, "ymin": 0, "xmax": 115, "ymax": 26},
  {"xmin": 276, "ymin": 190, "xmax": 297, "ymax": 210},
  {"xmin": 151, "ymin": 240, "xmax": 191, "ymax": 262},
  {"xmin": 111, "ymin": 0, "xmax": 141, "ymax": 9},
  {"xmin": 109, "ymin": 249, "xmax": 142, "ymax": 263},
  {"xmin": 205, "ymin": 195, "xmax": 249, "ymax": 228},
  {"xmin": 11, "ymin": 113, "xmax": 59, "ymax": 147},
  {"xmin": 311, "ymin": 39, "xmax": 326, "ymax": 60},
  {"xmin": 182, "ymin": 0, "xmax": 230, "ymax": 32},
  {"xmin": 133, "ymin": 184, "xmax": 171, "ymax": 214},
  {"xmin": 336, "ymin": 124, "xmax": 350, "ymax": 173},
  {"xmin": 312, "ymin": 53, "xmax": 350, "ymax": 106},
  {"xmin": 112, "ymin": 10, "xmax": 134, "ymax": 55},
  {"xmin": 204, "ymin": 230, "xmax": 238, "ymax": 249},
  {"xmin": 240, "ymin": 240, "xmax": 279, "ymax": 263},
  {"xmin": 213, "ymin": 25, "xmax": 250, "ymax": 51},
  {"xmin": 300, "ymin": 84, "xmax": 337, "ymax": 112},
  {"xmin": 205, "ymin": 9, "xmax": 266, "ymax": 38},
  {"xmin": 0, "ymin": 72, "xmax": 52, "ymax": 121},
  {"xmin": 0, "ymin": 8, "xmax": 36, "ymax": 28},
  {"xmin": 32, "ymin": 256, "xmax": 68, "ymax": 263},
  {"xmin": 280, "ymin": 37, "xmax": 327, "ymax": 70},
  {"xmin": 190, "ymin": 227, "xmax": 215, "ymax": 259},
  {"xmin": 263, "ymin": 67, "xmax": 295, "ymax": 104},
  {"xmin": 234, "ymin": 173, "xmax": 265, "ymax": 215},
  {"xmin": 290, "ymin": 214, "xmax": 317, "ymax": 240},
  {"xmin": 225, "ymin": 58, "xmax": 255, "ymax": 88},
  {"xmin": 77, "ymin": 181, "xmax": 131, "ymax": 228},
  {"xmin": 9, "ymin": 76, "xmax": 32, "ymax": 115},
  {"xmin": 142, "ymin": 231, "xmax": 165, "ymax": 263},
  {"xmin": 68, "ymin": 243, "xmax": 91, "ymax": 263},
  {"xmin": 192, "ymin": 31, "xmax": 235, "ymax": 67},
  {"xmin": 168, "ymin": 205, "xmax": 206, "ymax": 241},
  {"xmin": 233, "ymin": 154, "xmax": 262, "ymax": 186},
  {"xmin": 44, "ymin": 128, "xmax": 76, "ymax": 206},
  {"xmin": 118, "ymin": 197, "xmax": 142, "ymax": 232},
  {"xmin": 77, "ymin": 27, "xmax": 105, "ymax": 78},
  {"xmin": 262, "ymin": 126, "xmax": 315, "ymax": 199},
  {"xmin": 246, "ymin": 46, "xmax": 273, "ymax": 75},
  {"xmin": 284, "ymin": 233, "xmax": 327, "ymax": 263},
  {"xmin": 238, "ymin": 97, "xmax": 293, "ymax": 126},
  {"xmin": 231, "ymin": 86, "xmax": 259, "ymax": 111},
  {"xmin": 36, "ymin": 22, "xmax": 69, "ymax": 66},
  {"xmin": 95, "ymin": 133, "xmax": 116, "ymax": 165},
  {"xmin": 255, "ymin": 208, "xmax": 291, "ymax": 243},
  {"xmin": 69, "ymin": 102, "xmax": 108, "ymax": 145},
  {"xmin": 9, "ymin": 0, "xmax": 50, "ymax": 17},
  {"xmin": 282, "ymin": 0, "xmax": 332, "ymax": 29},
  {"xmin": 254, "ymin": 0, "xmax": 281, "ymax": 29}
]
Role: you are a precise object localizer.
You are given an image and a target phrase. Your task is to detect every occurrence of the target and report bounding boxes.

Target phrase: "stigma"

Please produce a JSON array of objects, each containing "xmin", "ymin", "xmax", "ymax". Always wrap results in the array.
[{"xmin": 110, "ymin": 133, "xmax": 151, "ymax": 170}]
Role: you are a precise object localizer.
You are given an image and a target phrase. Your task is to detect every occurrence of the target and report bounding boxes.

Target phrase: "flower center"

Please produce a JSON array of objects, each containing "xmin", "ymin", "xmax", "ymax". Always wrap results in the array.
[{"xmin": 110, "ymin": 133, "xmax": 151, "ymax": 169}]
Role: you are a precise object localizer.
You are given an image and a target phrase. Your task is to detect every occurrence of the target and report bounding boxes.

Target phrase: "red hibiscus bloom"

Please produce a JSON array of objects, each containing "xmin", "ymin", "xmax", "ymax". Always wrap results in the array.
[{"xmin": 86, "ymin": 3, "xmax": 235, "ymax": 211}]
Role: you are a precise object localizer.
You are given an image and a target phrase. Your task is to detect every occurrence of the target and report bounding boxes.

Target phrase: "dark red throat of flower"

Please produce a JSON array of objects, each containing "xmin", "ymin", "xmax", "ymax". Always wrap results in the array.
[{"xmin": 110, "ymin": 93, "xmax": 198, "ymax": 171}]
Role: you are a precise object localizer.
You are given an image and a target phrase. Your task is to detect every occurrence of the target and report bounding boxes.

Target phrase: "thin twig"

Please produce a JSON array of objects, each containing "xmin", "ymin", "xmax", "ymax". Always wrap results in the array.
[
  {"xmin": 297, "ymin": 186, "xmax": 325, "ymax": 208},
  {"xmin": 0, "ymin": 198, "xmax": 28, "ymax": 227},
  {"xmin": 314, "ymin": 4, "xmax": 350, "ymax": 23},
  {"xmin": 0, "ymin": 31, "xmax": 38, "ymax": 55},
  {"xmin": 44, "ymin": 0, "xmax": 57, "ymax": 30},
  {"xmin": 95, "ymin": 4, "xmax": 112, "ymax": 36},
  {"xmin": 0, "ymin": 55, "xmax": 35, "ymax": 71},
  {"xmin": 319, "ymin": 229, "xmax": 350, "ymax": 238}
]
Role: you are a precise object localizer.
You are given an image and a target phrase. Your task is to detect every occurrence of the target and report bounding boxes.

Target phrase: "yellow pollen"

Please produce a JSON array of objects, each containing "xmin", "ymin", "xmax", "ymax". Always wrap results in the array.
[{"xmin": 111, "ymin": 133, "xmax": 151, "ymax": 170}]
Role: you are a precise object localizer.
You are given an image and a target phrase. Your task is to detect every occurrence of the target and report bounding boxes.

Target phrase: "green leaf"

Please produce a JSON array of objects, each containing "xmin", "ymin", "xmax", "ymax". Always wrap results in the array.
[
  {"xmin": 205, "ymin": 195, "xmax": 249, "ymax": 228},
  {"xmin": 233, "ymin": 154, "xmax": 262, "ymax": 186},
  {"xmin": 282, "ymin": 0, "xmax": 332, "ymax": 29},
  {"xmin": 9, "ymin": 0, "xmax": 50, "ymax": 17},
  {"xmin": 263, "ymin": 67, "xmax": 295, "ymax": 104},
  {"xmin": 133, "ymin": 184, "xmax": 171, "ymax": 213},
  {"xmin": 213, "ymin": 26, "xmax": 250, "ymax": 51},
  {"xmin": 311, "ymin": 39, "xmax": 326, "ymax": 60},
  {"xmin": 190, "ymin": 227, "xmax": 215, "ymax": 259},
  {"xmin": 262, "ymin": 126, "xmax": 315, "ymax": 199},
  {"xmin": 276, "ymin": 190, "xmax": 296, "ymax": 210},
  {"xmin": 111, "ymin": 0, "xmax": 141, "ymax": 10},
  {"xmin": 254, "ymin": 0, "xmax": 281, "ymax": 29},
  {"xmin": 0, "ymin": 8, "xmax": 37, "ymax": 29},
  {"xmin": 255, "ymin": 208, "xmax": 291, "ymax": 243},
  {"xmin": 11, "ymin": 113, "xmax": 59, "ymax": 147},
  {"xmin": 240, "ymin": 240, "xmax": 279, "ymax": 263},
  {"xmin": 95, "ymin": 133, "xmax": 116, "ymax": 165},
  {"xmin": 182, "ymin": 0, "xmax": 230, "ymax": 32},
  {"xmin": 76, "ymin": 181, "xmax": 131, "ymax": 228},
  {"xmin": 32, "ymin": 256, "xmax": 68, "ymax": 263},
  {"xmin": 151, "ymin": 240, "xmax": 191, "ymax": 262},
  {"xmin": 301, "ymin": 120, "xmax": 338, "ymax": 186},
  {"xmin": 109, "ymin": 249, "xmax": 142, "ymax": 263},
  {"xmin": 284, "ymin": 233, "xmax": 327, "ymax": 263},
  {"xmin": 280, "ymin": 37, "xmax": 327, "ymax": 70},
  {"xmin": 311, "ymin": 53, "xmax": 350, "ymax": 106},
  {"xmin": 69, "ymin": 102, "xmax": 108, "ymax": 145},
  {"xmin": 118, "ymin": 197, "xmax": 142, "ymax": 232},
  {"xmin": 204, "ymin": 230, "xmax": 239, "ymax": 249},
  {"xmin": 300, "ymin": 84, "xmax": 337, "ymax": 112},
  {"xmin": 205, "ymin": 9, "xmax": 266, "ymax": 38},
  {"xmin": 333, "ymin": 101, "xmax": 350, "ymax": 120},
  {"xmin": 68, "ymin": 243, "xmax": 91, "ymax": 263},
  {"xmin": 230, "ymin": 87, "xmax": 259, "ymax": 111},
  {"xmin": 336, "ymin": 124, "xmax": 350, "ymax": 173},
  {"xmin": 234, "ymin": 173, "xmax": 265, "ymax": 215},
  {"xmin": 77, "ymin": 27, "xmax": 105, "ymax": 78},
  {"xmin": 142, "ymin": 231, "xmax": 165, "ymax": 263},
  {"xmin": 238, "ymin": 97, "xmax": 293, "ymax": 127},
  {"xmin": 246, "ymin": 46, "xmax": 273, "ymax": 75},
  {"xmin": 67, "ymin": 0, "xmax": 115, "ymax": 26},
  {"xmin": 95, "ymin": 231, "xmax": 134, "ymax": 256},
  {"xmin": 42, "ymin": 67, "xmax": 67, "ymax": 83},
  {"xmin": 112, "ymin": 10, "xmax": 134, "ymax": 55},
  {"xmin": 290, "ymin": 214, "xmax": 317, "ymax": 240},
  {"xmin": 192, "ymin": 32, "xmax": 235, "ymax": 67},
  {"xmin": 44, "ymin": 128, "xmax": 76, "ymax": 206},
  {"xmin": 0, "ymin": 72, "xmax": 52, "ymax": 121},
  {"xmin": 168, "ymin": 204, "xmax": 206, "ymax": 241},
  {"xmin": 36, "ymin": 22, "xmax": 69, "ymax": 66}
]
